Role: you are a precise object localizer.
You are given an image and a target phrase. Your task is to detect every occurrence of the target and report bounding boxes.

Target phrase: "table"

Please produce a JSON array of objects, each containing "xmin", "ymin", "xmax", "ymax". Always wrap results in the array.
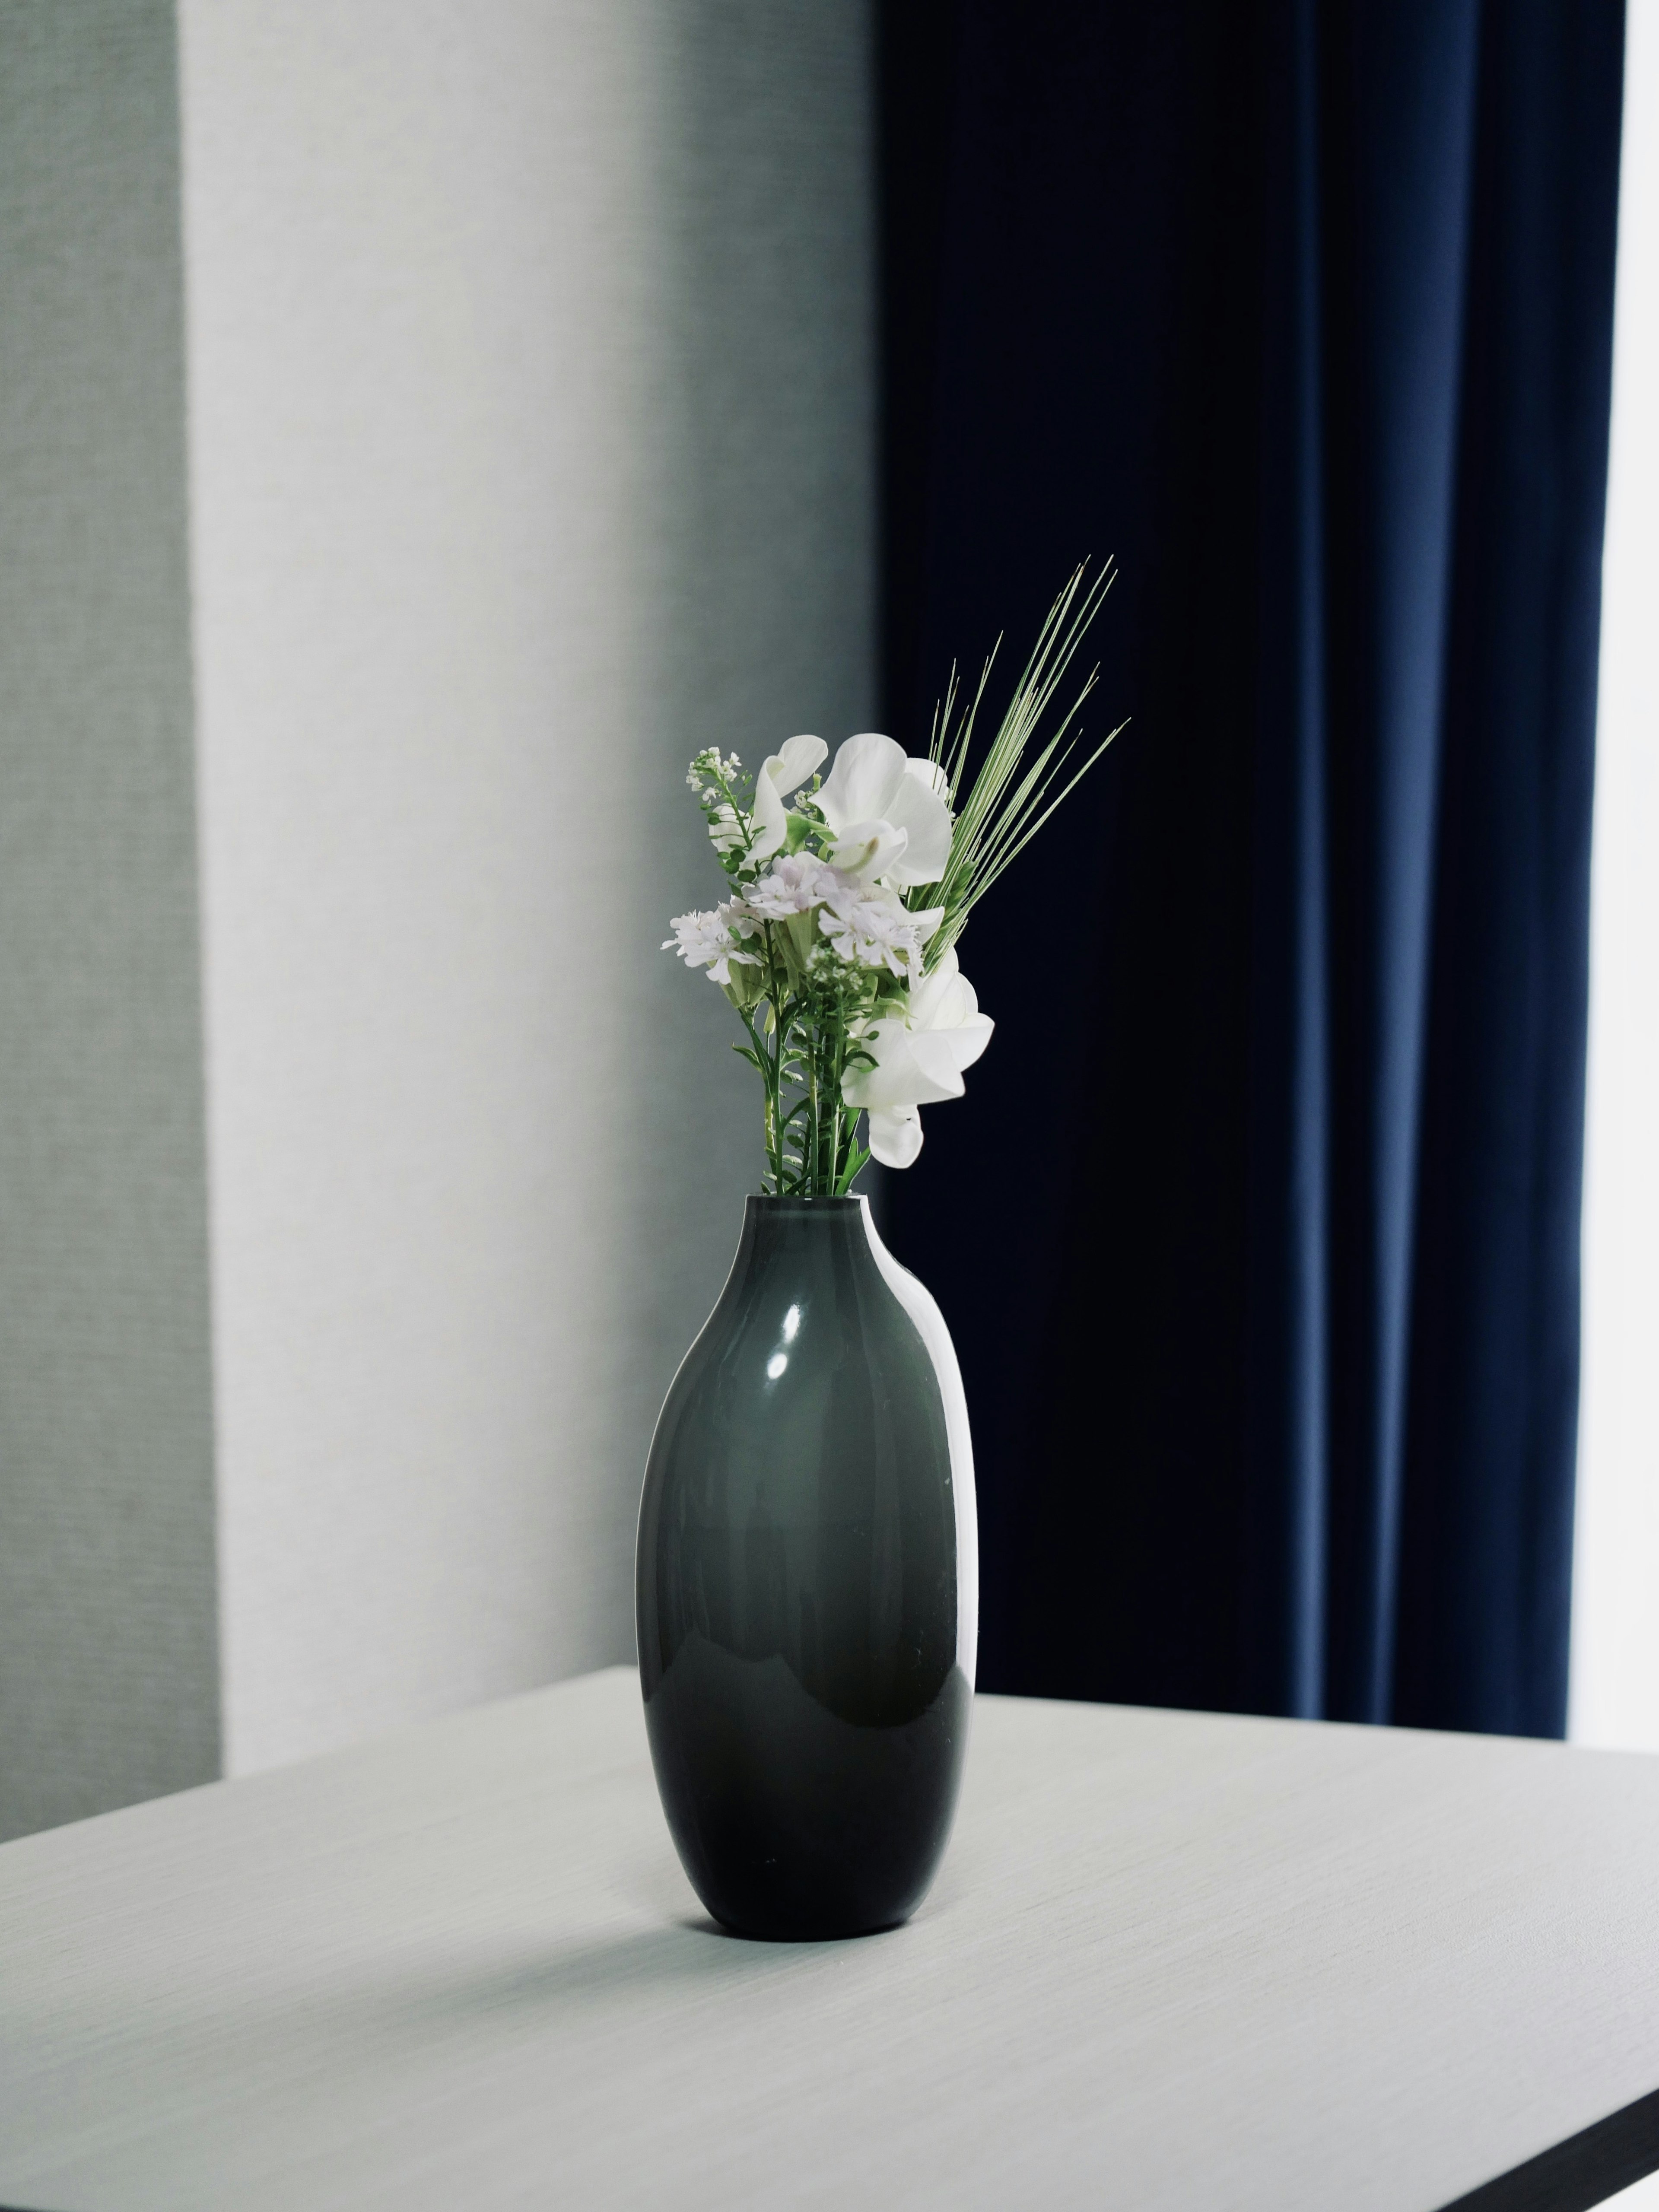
[{"xmin": 2, "ymin": 1667, "xmax": 1657, "ymax": 2211}]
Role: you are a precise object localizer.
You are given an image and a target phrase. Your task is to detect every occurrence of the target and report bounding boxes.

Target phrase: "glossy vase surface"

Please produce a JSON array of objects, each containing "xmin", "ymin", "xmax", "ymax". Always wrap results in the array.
[{"xmin": 636, "ymin": 1194, "xmax": 976, "ymax": 1939}]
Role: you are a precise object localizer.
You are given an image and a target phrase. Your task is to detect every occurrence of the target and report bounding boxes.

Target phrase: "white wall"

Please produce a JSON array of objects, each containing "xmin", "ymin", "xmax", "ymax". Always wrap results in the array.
[
  {"xmin": 1570, "ymin": 0, "xmax": 1659, "ymax": 1751},
  {"xmin": 178, "ymin": 0, "xmax": 875, "ymax": 1774}
]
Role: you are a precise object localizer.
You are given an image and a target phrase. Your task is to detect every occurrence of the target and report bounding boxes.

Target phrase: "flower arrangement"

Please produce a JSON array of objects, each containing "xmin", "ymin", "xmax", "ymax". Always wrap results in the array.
[{"xmin": 665, "ymin": 563, "xmax": 1123, "ymax": 1194}]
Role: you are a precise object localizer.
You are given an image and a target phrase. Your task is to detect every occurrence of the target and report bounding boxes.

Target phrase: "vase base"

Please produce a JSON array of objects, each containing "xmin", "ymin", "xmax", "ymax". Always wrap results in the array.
[
  {"xmin": 643, "ymin": 1641, "xmax": 971, "ymax": 1943},
  {"xmin": 706, "ymin": 1910, "xmax": 910, "ymax": 1944}
]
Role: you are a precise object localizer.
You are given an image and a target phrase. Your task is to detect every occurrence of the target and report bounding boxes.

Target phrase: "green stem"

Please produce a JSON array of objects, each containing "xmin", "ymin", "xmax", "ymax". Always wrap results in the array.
[
  {"xmin": 763, "ymin": 925, "xmax": 786, "ymax": 1194},
  {"xmin": 807, "ymin": 1021, "xmax": 821, "ymax": 1196},
  {"xmin": 824, "ymin": 1017, "xmax": 843, "ymax": 1195}
]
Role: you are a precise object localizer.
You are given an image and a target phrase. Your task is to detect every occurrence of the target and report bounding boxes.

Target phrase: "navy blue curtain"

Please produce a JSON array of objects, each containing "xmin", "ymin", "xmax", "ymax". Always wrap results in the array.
[{"xmin": 879, "ymin": 0, "xmax": 1624, "ymax": 1735}]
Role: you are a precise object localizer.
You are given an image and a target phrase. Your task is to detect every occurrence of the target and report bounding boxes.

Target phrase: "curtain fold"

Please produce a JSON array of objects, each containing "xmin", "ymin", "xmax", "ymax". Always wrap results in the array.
[{"xmin": 879, "ymin": 0, "xmax": 1623, "ymax": 1735}]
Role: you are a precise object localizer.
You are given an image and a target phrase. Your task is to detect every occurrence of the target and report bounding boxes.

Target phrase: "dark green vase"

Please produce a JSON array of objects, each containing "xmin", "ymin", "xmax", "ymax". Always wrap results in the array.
[{"xmin": 636, "ymin": 1194, "xmax": 976, "ymax": 1940}]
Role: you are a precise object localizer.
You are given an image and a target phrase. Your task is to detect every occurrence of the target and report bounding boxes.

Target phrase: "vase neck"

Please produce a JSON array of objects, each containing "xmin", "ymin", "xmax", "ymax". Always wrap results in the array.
[{"xmin": 722, "ymin": 1193, "xmax": 878, "ymax": 1299}]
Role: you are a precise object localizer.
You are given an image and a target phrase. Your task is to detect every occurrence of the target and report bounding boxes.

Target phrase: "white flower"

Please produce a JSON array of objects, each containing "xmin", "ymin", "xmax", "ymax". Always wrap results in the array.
[
  {"xmin": 747, "ymin": 734, "xmax": 830, "ymax": 864},
  {"xmin": 662, "ymin": 905, "xmax": 758, "ymax": 988},
  {"xmin": 687, "ymin": 748, "xmax": 742, "ymax": 809},
  {"xmin": 706, "ymin": 805, "xmax": 747, "ymax": 857},
  {"xmin": 742, "ymin": 852, "xmax": 842, "ymax": 919},
  {"xmin": 841, "ymin": 948, "xmax": 993, "ymax": 1167},
  {"xmin": 739, "ymin": 858, "xmax": 941, "ymax": 981},
  {"xmin": 818, "ymin": 880, "xmax": 940, "ymax": 980},
  {"xmin": 816, "ymin": 732, "xmax": 953, "ymax": 889}
]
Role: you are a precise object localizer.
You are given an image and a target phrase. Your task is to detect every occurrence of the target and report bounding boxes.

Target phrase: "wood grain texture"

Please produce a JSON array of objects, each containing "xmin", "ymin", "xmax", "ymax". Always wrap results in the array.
[{"xmin": 1, "ymin": 1668, "xmax": 1656, "ymax": 2211}]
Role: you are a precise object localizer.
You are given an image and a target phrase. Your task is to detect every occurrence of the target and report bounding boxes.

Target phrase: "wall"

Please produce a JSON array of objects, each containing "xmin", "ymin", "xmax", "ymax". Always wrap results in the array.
[
  {"xmin": 1570, "ymin": 0, "xmax": 1659, "ymax": 1752},
  {"xmin": 0, "ymin": 0, "xmax": 873, "ymax": 1826},
  {"xmin": 177, "ymin": 0, "xmax": 876, "ymax": 1773},
  {"xmin": 0, "ymin": 2, "xmax": 221, "ymax": 1839}
]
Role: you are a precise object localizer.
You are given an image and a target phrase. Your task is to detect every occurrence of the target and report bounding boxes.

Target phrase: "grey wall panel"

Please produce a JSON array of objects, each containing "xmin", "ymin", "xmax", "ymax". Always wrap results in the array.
[
  {"xmin": 630, "ymin": 0, "xmax": 879, "ymax": 1366},
  {"xmin": 178, "ymin": 0, "xmax": 875, "ymax": 1773},
  {"xmin": 0, "ymin": 1, "xmax": 221, "ymax": 1837}
]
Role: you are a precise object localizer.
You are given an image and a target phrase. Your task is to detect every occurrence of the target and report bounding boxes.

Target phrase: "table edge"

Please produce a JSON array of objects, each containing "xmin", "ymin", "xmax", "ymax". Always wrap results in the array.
[{"xmin": 1438, "ymin": 2085, "xmax": 1659, "ymax": 2212}]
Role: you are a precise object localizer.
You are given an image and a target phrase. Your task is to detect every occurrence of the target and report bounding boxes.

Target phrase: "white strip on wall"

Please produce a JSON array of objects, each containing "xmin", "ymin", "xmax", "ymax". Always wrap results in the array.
[
  {"xmin": 1570, "ymin": 0, "xmax": 1659, "ymax": 1751},
  {"xmin": 178, "ymin": 0, "xmax": 875, "ymax": 1774}
]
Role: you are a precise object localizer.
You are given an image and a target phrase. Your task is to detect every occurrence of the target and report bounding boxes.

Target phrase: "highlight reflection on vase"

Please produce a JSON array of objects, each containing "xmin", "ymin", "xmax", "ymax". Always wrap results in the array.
[{"xmin": 636, "ymin": 1193, "xmax": 976, "ymax": 1940}]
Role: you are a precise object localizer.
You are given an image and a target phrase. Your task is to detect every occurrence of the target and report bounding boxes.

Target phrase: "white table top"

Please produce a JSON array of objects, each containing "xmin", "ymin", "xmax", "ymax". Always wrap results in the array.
[{"xmin": 2, "ymin": 1666, "xmax": 1657, "ymax": 2211}]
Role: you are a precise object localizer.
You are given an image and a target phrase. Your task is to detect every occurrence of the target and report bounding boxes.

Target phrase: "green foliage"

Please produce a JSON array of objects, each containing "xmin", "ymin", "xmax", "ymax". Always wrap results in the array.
[
  {"xmin": 676, "ymin": 560, "xmax": 1125, "ymax": 1194},
  {"xmin": 912, "ymin": 559, "xmax": 1126, "ymax": 964},
  {"xmin": 686, "ymin": 749, "xmax": 877, "ymax": 1198}
]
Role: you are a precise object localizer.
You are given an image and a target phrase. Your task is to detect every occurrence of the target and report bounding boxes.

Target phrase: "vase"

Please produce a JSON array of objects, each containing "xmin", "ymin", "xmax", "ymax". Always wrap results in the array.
[{"xmin": 636, "ymin": 1193, "xmax": 976, "ymax": 1940}]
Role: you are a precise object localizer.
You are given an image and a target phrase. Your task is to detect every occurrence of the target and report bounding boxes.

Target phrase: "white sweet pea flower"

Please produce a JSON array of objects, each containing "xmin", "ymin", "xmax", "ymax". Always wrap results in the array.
[
  {"xmin": 824, "ymin": 820, "xmax": 912, "ymax": 885},
  {"xmin": 662, "ymin": 905, "xmax": 759, "ymax": 988},
  {"xmin": 817, "ymin": 732, "xmax": 953, "ymax": 889},
  {"xmin": 706, "ymin": 805, "xmax": 747, "ymax": 858},
  {"xmin": 841, "ymin": 948, "xmax": 993, "ymax": 1167},
  {"xmin": 747, "ymin": 733, "xmax": 830, "ymax": 864}
]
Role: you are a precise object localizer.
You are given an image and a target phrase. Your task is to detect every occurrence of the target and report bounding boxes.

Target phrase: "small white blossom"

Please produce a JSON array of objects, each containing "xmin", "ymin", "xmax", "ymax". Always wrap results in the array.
[
  {"xmin": 662, "ymin": 905, "xmax": 759, "ymax": 987},
  {"xmin": 742, "ymin": 852, "xmax": 843, "ymax": 918},
  {"xmin": 817, "ymin": 881, "xmax": 931, "ymax": 979},
  {"xmin": 687, "ymin": 748, "xmax": 745, "ymax": 815}
]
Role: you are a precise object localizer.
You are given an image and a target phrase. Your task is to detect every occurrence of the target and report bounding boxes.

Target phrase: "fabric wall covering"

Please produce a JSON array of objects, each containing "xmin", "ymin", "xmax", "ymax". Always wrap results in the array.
[
  {"xmin": 0, "ymin": 0, "xmax": 220, "ymax": 1842},
  {"xmin": 880, "ymin": 0, "xmax": 1625, "ymax": 1736}
]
